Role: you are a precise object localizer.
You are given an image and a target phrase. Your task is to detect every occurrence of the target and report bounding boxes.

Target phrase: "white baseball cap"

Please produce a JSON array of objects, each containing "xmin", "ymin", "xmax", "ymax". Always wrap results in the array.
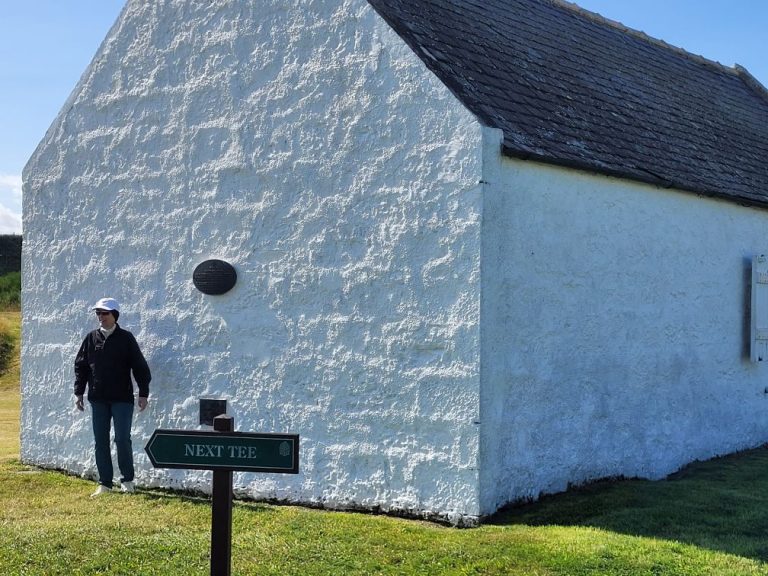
[{"xmin": 92, "ymin": 297, "xmax": 120, "ymax": 312}]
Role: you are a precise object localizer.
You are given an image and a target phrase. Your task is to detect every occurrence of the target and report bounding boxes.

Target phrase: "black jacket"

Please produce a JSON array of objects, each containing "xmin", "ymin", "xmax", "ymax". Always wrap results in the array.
[{"xmin": 74, "ymin": 324, "xmax": 151, "ymax": 402}]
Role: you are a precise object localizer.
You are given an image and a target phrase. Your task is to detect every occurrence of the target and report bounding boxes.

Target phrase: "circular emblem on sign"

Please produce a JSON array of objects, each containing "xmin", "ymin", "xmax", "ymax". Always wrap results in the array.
[{"xmin": 193, "ymin": 260, "xmax": 237, "ymax": 295}]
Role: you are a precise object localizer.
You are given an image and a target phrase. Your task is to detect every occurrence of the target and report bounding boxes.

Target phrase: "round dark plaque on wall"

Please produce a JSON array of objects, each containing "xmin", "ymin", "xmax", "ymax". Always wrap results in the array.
[{"xmin": 193, "ymin": 259, "xmax": 237, "ymax": 295}]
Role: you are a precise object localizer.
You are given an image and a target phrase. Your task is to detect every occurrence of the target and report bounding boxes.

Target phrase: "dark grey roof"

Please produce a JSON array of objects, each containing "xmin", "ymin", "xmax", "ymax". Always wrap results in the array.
[{"xmin": 367, "ymin": 0, "xmax": 768, "ymax": 207}]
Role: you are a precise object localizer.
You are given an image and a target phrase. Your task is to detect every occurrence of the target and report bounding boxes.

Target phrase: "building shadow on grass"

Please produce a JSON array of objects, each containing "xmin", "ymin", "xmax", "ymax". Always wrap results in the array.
[
  {"xmin": 490, "ymin": 445, "xmax": 768, "ymax": 562},
  {"xmin": 139, "ymin": 487, "xmax": 279, "ymax": 516}
]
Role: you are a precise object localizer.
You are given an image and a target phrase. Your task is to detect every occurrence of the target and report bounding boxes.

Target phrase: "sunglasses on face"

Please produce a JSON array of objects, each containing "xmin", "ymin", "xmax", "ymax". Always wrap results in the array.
[{"xmin": 95, "ymin": 311, "xmax": 112, "ymax": 317}]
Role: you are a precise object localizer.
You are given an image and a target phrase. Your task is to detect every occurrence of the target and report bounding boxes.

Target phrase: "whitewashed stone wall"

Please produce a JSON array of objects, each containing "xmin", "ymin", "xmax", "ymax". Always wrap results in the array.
[
  {"xmin": 22, "ymin": 0, "xmax": 486, "ymax": 524},
  {"xmin": 479, "ymin": 156, "xmax": 768, "ymax": 514}
]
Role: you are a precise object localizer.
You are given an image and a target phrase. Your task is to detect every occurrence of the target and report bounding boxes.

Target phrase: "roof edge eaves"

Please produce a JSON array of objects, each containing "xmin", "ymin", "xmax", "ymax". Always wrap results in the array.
[
  {"xmin": 551, "ymin": 0, "xmax": 750, "ymax": 84},
  {"xmin": 734, "ymin": 65, "xmax": 768, "ymax": 104},
  {"xmin": 365, "ymin": 0, "xmax": 500, "ymax": 129},
  {"xmin": 501, "ymin": 144, "xmax": 768, "ymax": 211}
]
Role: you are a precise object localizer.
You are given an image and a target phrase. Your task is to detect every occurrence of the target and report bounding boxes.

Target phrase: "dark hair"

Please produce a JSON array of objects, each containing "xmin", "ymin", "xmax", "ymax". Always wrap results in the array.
[{"xmin": 112, "ymin": 310, "xmax": 120, "ymax": 322}]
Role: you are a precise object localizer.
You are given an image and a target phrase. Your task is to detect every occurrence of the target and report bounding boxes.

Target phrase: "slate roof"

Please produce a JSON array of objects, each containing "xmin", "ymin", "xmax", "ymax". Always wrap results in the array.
[{"xmin": 367, "ymin": 0, "xmax": 768, "ymax": 207}]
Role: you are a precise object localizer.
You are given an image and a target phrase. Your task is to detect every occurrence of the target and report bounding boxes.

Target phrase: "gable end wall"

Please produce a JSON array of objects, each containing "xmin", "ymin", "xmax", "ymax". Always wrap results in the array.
[{"xmin": 22, "ymin": 0, "xmax": 486, "ymax": 524}]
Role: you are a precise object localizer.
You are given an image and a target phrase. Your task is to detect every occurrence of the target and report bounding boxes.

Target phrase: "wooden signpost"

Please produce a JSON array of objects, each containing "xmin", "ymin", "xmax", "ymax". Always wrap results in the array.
[{"xmin": 145, "ymin": 415, "xmax": 299, "ymax": 576}]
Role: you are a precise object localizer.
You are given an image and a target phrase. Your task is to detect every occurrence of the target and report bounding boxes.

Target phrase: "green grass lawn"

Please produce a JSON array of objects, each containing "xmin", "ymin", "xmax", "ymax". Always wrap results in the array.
[{"xmin": 2, "ymin": 310, "xmax": 768, "ymax": 574}]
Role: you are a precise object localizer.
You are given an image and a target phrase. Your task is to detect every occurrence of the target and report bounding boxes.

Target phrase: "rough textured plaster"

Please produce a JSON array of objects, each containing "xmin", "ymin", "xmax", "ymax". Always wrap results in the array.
[{"xmin": 22, "ymin": 0, "xmax": 484, "ymax": 525}]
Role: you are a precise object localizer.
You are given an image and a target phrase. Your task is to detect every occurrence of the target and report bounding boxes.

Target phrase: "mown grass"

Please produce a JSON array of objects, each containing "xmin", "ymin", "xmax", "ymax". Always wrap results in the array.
[
  {"xmin": 2, "ymin": 309, "xmax": 768, "ymax": 574},
  {"xmin": 0, "ymin": 310, "xmax": 21, "ymax": 462}
]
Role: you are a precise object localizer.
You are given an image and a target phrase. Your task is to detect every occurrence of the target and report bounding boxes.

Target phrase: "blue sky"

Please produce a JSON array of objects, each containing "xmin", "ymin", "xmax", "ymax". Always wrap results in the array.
[{"xmin": 0, "ymin": 0, "xmax": 765, "ymax": 235}]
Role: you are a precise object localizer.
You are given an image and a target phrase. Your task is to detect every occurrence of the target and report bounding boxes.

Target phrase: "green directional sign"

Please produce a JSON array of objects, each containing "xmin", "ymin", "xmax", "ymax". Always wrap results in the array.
[{"xmin": 145, "ymin": 429, "xmax": 299, "ymax": 473}]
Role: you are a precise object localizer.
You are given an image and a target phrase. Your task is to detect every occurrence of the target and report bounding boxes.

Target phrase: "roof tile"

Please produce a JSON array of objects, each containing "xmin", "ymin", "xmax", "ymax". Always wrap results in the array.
[{"xmin": 368, "ymin": 0, "xmax": 768, "ymax": 206}]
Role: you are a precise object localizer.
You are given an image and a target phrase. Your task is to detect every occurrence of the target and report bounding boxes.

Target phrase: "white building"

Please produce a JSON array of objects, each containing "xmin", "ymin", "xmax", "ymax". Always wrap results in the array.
[{"xmin": 21, "ymin": 0, "xmax": 768, "ymax": 525}]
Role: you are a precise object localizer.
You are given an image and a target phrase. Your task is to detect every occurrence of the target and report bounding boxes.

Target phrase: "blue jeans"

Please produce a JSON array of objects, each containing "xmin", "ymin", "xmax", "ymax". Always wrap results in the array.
[{"xmin": 90, "ymin": 401, "xmax": 135, "ymax": 487}]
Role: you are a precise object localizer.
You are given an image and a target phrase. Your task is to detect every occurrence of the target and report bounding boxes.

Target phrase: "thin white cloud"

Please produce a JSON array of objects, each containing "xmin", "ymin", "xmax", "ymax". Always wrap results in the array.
[
  {"xmin": 0, "ymin": 174, "xmax": 22, "ymax": 198},
  {"xmin": 0, "ymin": 203, "xmax": 22, "ymax": 234},
  {"xmin": 0, "ymin": 175, "xmax": 22, "ymax": 233}
]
